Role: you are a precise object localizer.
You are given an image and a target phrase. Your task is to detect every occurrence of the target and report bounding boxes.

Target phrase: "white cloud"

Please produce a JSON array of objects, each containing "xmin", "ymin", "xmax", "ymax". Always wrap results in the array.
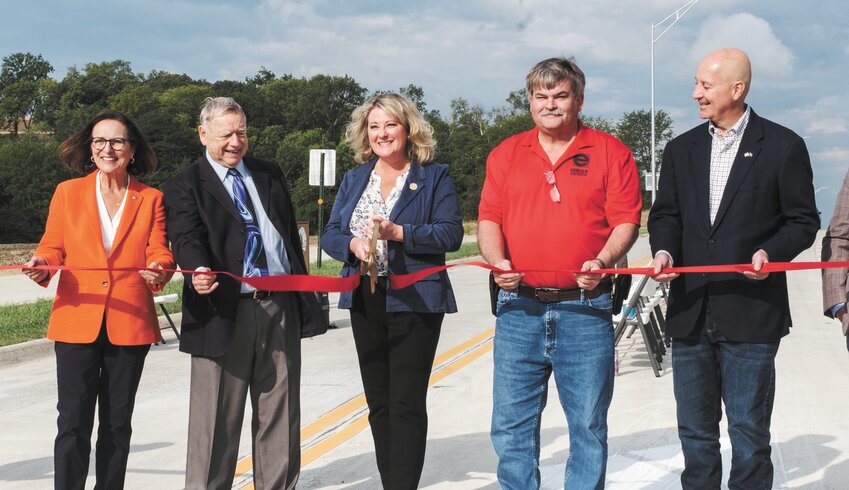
[
  {"xmin": 791, "ymin": 96, "xmax": 849, "ymax": 137},
  {"xmin": 807, "ymin": 119, "xmax": 848, "ymax": 135},
  {"xmin": 259, "ymin": 0, "xmax": 318, "ymax": 23},
  {"xmin": 689, "ymin": 13, "xmax": 795, "ymax": 78},
  {"xmin": 813, "ymin": 147, "xmax": 849, "ymax": 163}
]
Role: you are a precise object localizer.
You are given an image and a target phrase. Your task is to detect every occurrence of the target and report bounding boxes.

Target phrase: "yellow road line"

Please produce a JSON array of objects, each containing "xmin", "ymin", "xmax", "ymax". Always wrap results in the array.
[
  {"xmin": 427, "ymin": 333, "xmax": 493, "ymax": 386},
  {"xmin": 300, "ymin": 327, "xmax": 494, "ymax": 441},
  {"xmin": 233, "ymin": 327, "xmax": 496, "ymax": 486},
  {"xmin": 302, "ymin": 394, "xmax": 367, "ymax": 441},
  {"xmin": 300, "ymin": 332, "xmax": 495, "ymax": 468}
]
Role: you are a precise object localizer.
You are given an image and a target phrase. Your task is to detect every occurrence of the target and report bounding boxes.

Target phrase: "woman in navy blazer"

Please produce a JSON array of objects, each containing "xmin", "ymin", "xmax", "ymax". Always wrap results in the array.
[{"xmin": 323, "ymin": 93, "xmax": 463, "ymax": 489}]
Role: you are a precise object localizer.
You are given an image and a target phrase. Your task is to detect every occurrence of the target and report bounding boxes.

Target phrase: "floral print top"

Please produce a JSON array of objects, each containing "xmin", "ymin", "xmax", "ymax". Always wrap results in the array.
[{"xmin": 350, "ymin": 167, "xmax": 410, "ymax": 276}]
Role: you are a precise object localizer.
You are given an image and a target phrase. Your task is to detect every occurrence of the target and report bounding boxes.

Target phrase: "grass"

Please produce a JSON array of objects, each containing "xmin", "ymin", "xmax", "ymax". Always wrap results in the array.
[
  {"xmin": 447, "ymin": 241, "xmax": 480, "ymax": 261},
  {"xmin": 309, "ymin": 259, "xmax": 344, "ymax": 277},
  {"xmin": 0, "ymin": 243, "xmax": 483, "ymax": 347},
  {"xmin": 0, "ymin": 280, "xmax": 186, "ymax": 348},
  {"xmin": 0, "ymin": 298, "xmax": 53, "ymax": 347}
]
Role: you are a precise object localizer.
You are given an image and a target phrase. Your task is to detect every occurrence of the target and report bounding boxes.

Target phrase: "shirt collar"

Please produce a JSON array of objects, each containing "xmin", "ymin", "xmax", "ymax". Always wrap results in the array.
[
  {"xmin": 205, "ymin": 150, "xmax": 247, "ymax": 182},
  {"xmin": 708, "ymin": 105, "xmax": 751, "ymax": 139},
  {"xmin": 520, "ymin": 122, "xmax": 589, "ymax": 147}
]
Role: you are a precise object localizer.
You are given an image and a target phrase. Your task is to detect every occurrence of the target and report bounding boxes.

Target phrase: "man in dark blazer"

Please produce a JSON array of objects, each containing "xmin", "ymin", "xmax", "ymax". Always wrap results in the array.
[
  {"xmin": 648, "ymin": 49, "xmax": 819, "ymax": 489},
  {"xmin": 822, "ymin": 168, "xmax": 849, "ymax": 352},
  {"xmin": 164, "ymin": 97, "xmax": 325, "ymax": 490}
]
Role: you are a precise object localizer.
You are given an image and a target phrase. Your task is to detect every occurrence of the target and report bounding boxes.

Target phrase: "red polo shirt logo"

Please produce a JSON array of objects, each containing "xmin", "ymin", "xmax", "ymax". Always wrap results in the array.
[{"xmin": 570, "ymin": 153, "xmax": 590, "ymax": 176}]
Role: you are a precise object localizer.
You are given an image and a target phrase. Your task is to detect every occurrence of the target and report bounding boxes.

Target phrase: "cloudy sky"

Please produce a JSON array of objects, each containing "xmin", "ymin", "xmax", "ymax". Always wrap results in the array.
[{"xmin": 5, "ymin": 0, "xmax": 848, "ymax": 225}]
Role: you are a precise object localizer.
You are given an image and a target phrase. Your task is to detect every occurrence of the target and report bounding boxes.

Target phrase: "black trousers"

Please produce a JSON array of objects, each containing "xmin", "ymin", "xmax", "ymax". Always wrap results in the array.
[
  {"xmin": 349, "ymin": 279, "xmax": 444, "ymax": 490},
  {"xmin": 54, "ymin": 322, "xmax": 150, "ymax": 490}
]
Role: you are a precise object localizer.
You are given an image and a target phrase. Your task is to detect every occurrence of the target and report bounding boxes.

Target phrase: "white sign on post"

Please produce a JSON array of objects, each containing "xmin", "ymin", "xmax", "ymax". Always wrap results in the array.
[
  {"xmin": 309, "ymin": 149, "xmax": 336, "ymax": 186},
  {"xmin": 644, "ymin": 170, "xmax": 656, "ymax": 192}
]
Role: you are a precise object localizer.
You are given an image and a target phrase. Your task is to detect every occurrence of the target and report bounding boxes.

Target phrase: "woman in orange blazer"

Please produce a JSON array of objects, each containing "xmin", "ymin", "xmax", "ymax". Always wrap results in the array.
[{"xmin": 22, "ymin": 110, "xmax": 174, "ymax": 490}]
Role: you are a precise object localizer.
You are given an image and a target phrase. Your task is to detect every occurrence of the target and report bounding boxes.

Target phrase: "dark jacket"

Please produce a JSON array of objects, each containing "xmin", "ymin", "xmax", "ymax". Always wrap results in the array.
[
  {"xmin": 322, "ymin": 159, "xmax": 463, "ymax": 313},
  {"xmin": 164, "ymin": 155, "xmax": 326, "ymax": 358},
  {"xmin": 648, "ymin": 110, "xmax": 819, "ymax": 342}
]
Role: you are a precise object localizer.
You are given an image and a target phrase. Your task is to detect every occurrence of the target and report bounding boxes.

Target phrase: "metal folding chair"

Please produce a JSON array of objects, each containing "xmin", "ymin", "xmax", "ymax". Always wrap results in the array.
[{"xmin": 153, "ymin": 293, "xmax": 180, "ymax": 343}]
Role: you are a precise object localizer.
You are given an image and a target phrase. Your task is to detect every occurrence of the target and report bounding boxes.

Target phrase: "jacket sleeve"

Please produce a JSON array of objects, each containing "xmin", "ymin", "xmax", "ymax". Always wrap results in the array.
[
  {"xmin": 164, "ymin": 172, "xmax": 212, "ymax": 278},
  {"xmin": 145, "ymin": 191, "xmax": 175, "ymax": 293},
  {"xmin": 648, "ymin": 142, "xmax": 683, "ymax": 262},
  {"xmin": 757, "ymin": 136, "xmax": 820, "ymax": 261},
  {"xmin": 33, "ymin": 182, "xmax": 67, "ymax": 287},
  {"xmin": 402, "ymin": 165, "xmax": 464, "ymax": 255},
  {"xmin": 822, "ymin": 168, "xmax": 849, "ymax": 318},
  {"xmin": 322, "ymin": 171, "xmax": 358, "ymax": 266}
]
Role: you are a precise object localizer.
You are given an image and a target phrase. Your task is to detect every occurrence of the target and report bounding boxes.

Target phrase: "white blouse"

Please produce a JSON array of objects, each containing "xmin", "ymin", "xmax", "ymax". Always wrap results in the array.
[
  {"xmin": 95, "ymin": 171, "xmax": 129, "ymax": 256},
  {"xmin": 350, "ymin": 168, "xmax": 409, "ymax": 276}
]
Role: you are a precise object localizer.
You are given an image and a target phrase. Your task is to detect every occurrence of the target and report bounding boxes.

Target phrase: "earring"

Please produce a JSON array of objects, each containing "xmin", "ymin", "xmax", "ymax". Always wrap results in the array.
[
  {"xmin": 90, "ymin": 156, "xmax": 95, "ymax": 162},
  {"xmin": 130, "ymin": 158, "xmax": 135, "ymax": 164}
]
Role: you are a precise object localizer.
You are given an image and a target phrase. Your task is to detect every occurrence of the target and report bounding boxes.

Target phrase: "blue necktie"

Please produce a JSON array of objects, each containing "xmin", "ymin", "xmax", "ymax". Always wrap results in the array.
[{"xmin": 227, "ymin": 168, "xmax": 268, "ymax": 277}]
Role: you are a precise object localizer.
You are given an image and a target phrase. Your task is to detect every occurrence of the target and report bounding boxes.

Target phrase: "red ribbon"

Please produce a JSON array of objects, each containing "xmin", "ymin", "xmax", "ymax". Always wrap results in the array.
[
  {"xmin": 387, "ymin": 260, "xmax": 849, "ymax": 289},
  {"xmin": 4, "ymin": 260, "xmax": 849, "ymax": 293}
]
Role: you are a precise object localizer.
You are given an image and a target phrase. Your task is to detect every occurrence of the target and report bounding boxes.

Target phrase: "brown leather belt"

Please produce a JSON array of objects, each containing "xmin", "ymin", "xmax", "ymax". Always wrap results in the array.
[{"xmin": 517, "ymin": 280, "xmax": 611, "ymax": 303}]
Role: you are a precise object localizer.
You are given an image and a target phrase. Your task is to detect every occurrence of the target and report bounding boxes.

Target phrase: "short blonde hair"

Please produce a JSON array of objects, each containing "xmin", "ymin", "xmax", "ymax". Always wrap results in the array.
[{"xmin": 345, "ymin": 93, "xmax": 436, "ymax": 164}]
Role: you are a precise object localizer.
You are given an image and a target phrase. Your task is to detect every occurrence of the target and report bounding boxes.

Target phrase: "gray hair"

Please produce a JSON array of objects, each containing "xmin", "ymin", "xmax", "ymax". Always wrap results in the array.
[
  {"xmin": 525, "ymin": 57, "xmax": 586, "ymax": 97},
  {"xmin": 199, "ymin": 96, "xmax": 246, "ymax": 128}
]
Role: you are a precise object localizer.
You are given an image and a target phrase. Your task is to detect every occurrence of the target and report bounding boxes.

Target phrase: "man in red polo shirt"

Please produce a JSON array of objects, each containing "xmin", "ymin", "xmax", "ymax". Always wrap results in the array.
[{"xmin": 478, "ymin": 56, "xmax": 642, "ymax": 489}]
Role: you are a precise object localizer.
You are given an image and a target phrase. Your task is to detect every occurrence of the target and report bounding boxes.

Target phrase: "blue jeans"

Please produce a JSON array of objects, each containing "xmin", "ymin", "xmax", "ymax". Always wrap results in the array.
[
  {"xmin": 672, "ymin": 328, "xmax": 779, "ymax": 490},
  {"xmin": 491, "ymin": 288, "xmax": 614, "ymax": 490}
]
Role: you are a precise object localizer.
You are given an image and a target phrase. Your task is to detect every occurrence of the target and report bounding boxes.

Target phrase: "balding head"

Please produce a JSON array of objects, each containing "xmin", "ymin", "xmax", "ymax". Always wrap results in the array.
[
  {"xmin": 692, "ymin": 48, "xmax": 752, "ymax": 130},
  {"xmin": 700, "ymin": 48, "xmax": 751, "ymax": 96}
]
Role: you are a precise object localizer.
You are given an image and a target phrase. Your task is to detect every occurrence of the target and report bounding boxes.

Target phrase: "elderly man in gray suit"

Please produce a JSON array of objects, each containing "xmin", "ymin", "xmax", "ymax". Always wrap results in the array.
[{"xmin": 822, "ymin": 169, "xmax": 849, "ymax": 352}]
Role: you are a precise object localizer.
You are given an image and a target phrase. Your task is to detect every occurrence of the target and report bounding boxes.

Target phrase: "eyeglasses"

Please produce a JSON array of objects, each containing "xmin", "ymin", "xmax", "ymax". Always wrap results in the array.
[
  {"xmin": 543, "ymin": 170, "xmax": 561, "ymax": 203},
  {"xmin": 91, "ymin": 137, "xmax": 131, "ymax": 151}
]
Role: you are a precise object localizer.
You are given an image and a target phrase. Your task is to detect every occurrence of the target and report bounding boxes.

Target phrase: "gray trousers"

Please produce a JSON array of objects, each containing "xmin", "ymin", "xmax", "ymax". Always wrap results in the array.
[{"xmin": 185, "ymin": 293, "xmax": 301, "ymax": 490}]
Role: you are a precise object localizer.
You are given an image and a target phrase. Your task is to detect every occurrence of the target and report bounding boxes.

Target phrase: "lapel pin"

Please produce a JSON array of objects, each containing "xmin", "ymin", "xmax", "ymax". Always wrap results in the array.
[
  {"xmin": 744, "ymin": 152, "xmax": 753, "ymax": 158},
  {"xmin": 409, "ymin": 183, "xmax": 418, "ymax": 191},
  {"xmin": 132, "ymin": 195, "xmax": 137, "ymax": 199}
]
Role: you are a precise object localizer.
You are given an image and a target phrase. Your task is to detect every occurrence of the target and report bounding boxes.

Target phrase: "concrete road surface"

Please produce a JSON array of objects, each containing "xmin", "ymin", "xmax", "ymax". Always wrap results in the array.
[{"xmin": 1, "ymin": 235, "xmax": 848, "ymax": 489}]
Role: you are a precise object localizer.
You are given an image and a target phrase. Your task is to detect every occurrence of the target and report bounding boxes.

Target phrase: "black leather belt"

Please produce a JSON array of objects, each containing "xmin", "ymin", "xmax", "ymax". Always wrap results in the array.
[
  {"xmin": 517, "ymin": 280, "xmax": 611, "ymax": 303},
  {"xmin": 239, "ymin": 290, "xmax": 274, "ymax": 300}
]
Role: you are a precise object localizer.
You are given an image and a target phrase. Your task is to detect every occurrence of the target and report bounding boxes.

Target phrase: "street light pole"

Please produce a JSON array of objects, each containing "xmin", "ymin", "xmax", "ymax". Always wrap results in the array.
[{"xmin": 651, "ymin": 0, "xmax": 699, "ymax": 203}]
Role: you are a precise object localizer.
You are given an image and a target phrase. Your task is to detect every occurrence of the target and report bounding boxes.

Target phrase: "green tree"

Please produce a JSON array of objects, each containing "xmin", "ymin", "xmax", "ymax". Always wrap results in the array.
[
  {"xmin": 159, "ymin": 85, "xmax": 213, "ymax": 183},
  {"xmin": 52, "ymin": 60, "xmax": 142, "ymax": 139},
  {"xmin": 246, "ymin": 67, "xmax": 276, "ymax": 87},
  {"xmin": 144, "ymin": 70, "xmax": 199, "ymax": 92},
  {"xmin": 614, "ymin": 109, "xmax": 674, "ymax": 207},
  {"xmin": 505, "ymin": 88, "xmax": 529, "ymax": 115},
  {"xmin": 0, "ymin": 137, "xmax": 72, "ymax": 242},
  {"xmin": 581, "ymin": 114, "xmax": 615, "ymax": 134},
  {"xmin": 0, "ymin": 52, "xmax": 54, "ymax": 135},
  {"xmin": 273, "ymin": 128, "xmax": 336, "ymax": 228},
  {"xmin": 300, "ymin": 75, "xmax": 368, "ymax": 140},
  {"xmin": 260, "ymin": 74, "xmax": 366, "ymax": 142},
  {"xmin": 400, "ymin": 84, "xmax": 427, "ymax": 113},
  {"xmin": 250, "ymin": 124, "xmax": 288, "ymax": 163},
  {"xmin": 444, "ymin": 98, "xmax": 492, "ymax": 219}
]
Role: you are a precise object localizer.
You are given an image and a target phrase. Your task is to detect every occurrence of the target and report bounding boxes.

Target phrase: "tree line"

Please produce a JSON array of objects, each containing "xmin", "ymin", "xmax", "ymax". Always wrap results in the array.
[{"xmin": 0, "ymin": 52, "xmax": 674, "ymax": 243}]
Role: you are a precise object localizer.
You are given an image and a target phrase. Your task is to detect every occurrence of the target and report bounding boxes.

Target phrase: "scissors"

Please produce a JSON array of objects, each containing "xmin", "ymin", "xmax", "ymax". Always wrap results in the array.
[{"xmin": 360, "ymin": 219, "xmax": 380, "ymax": 293}]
